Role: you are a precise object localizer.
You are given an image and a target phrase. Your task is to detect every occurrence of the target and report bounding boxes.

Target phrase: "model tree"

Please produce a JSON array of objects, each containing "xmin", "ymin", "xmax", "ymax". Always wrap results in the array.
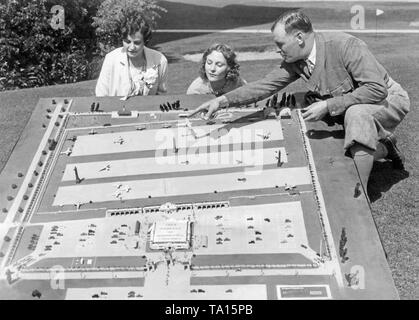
[{"xmin": 32, "ymin": 289, "xmax": 42, "ymax": 299}]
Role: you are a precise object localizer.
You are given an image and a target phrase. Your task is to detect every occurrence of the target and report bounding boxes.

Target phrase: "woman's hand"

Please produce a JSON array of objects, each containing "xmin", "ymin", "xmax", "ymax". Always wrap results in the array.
[{"xmin": 188, "ymin": 95, "xmax": 229, "ymax": 120}]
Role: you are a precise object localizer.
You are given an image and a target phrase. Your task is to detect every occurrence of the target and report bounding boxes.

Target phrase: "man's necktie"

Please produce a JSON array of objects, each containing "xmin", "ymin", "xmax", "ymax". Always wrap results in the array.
[{"xmin": 305, "ymin": 59, "xmax": 314, "ymax": 76}]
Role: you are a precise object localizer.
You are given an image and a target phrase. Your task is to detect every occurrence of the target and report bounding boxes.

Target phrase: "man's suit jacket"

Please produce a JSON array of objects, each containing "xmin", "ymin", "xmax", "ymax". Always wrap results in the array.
[{"xmin": 224, "ymin": 32, "xmax": 396, "ymax": 116}]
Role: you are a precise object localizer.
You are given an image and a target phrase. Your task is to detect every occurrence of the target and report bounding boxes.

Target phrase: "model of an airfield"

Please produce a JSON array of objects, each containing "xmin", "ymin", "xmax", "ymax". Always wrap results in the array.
[{"xmin": 0, "ymin": 94, "xmax": 398, "ymax": 299}]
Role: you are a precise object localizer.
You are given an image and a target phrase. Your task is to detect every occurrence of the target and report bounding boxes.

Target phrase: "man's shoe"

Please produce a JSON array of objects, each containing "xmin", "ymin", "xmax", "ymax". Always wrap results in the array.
[{"xmin": 381, "ymin": 134, "xmax": 405, "ymax": 170}]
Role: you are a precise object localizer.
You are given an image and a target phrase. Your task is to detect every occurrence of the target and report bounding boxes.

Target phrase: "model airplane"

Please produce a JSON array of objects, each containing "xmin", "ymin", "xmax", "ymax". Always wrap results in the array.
[
  {"xmin": 257, "ymin": 132, "xmax": 271, "ymax": 140},
  {"xmin": 99, "ymin": 164, "xmax": 110, "ymax": 172},
  {"xmin": 113, "ymin": 136, "xmax": 124, "ymax": 144},
  {"xmin": 284, "ymin": 183, "xmax": 296, "ymax": 190},
  {"xmin": 60, "ymin": 147, "xmax": 72, "ymax": 156},
  {"xmin": 112, "ymin": 190, "xmax": 122, "ymax": 199}
]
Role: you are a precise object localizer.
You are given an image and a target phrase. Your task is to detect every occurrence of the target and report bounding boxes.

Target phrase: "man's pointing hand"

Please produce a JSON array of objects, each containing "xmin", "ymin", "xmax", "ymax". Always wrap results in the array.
[{"xmin": 187, "ymin": 96, "xmax": 229, "ymax": 120}]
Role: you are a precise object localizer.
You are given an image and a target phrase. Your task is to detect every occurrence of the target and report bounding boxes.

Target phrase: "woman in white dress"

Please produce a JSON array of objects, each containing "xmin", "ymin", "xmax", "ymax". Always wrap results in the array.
[{"xmin": 95, "ymin": 17, "xmax": 168, "ymax": 97}]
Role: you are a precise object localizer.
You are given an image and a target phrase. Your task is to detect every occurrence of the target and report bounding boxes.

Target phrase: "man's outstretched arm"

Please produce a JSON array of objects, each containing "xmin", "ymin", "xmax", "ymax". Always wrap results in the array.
[
  {"xmin": 224, "ymin": 63, "xmax": 298, "ymax": 106},
  {"xmin": 188, "ymin": 63, "xmax": 298, "ymax": 119}
]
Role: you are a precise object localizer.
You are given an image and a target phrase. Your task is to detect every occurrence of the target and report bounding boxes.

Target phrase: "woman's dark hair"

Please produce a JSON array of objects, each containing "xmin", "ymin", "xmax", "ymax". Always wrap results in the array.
[
  {"xmin": 199, "ymin": 43, "xmax": 240, "ymax": 81},
  {"xmin": 121, "ymin": 16, "xmax": 152, "ymax": 45}
]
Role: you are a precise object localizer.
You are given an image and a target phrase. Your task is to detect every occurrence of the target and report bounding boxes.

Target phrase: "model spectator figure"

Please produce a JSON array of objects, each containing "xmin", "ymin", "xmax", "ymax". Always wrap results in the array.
[
  {"xmin": 187, "ymin": 43, "xmax": 246, "ymax": 96},
  {"xmin": 95, "ymin": 17, "xmax": 168, "ymax": 97},
  {"xmin": 189, "ymin": 11, "xmax": 409, "ymax": 190}
]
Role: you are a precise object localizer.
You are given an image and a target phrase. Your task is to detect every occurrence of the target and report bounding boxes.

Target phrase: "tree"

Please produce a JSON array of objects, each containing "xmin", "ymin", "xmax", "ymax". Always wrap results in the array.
[
  {"xmin": 92, "ymin": 0, "xmax": 166, "ymax": 57},
  {"xmin": 0, "ymin": 0, "xmax": 100, "ymax": 90}
]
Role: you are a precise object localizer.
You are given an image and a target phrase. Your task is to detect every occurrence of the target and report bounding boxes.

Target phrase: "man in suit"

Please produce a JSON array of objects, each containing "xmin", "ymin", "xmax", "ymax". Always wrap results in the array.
[{"xmin": 188, "ymin": 10, "xmax": 410, "ymax": 190}]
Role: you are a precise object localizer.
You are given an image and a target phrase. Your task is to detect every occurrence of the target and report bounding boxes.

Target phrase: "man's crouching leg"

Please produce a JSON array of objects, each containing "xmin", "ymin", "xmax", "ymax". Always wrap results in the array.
[
  {"xmin": 349, "ymin": 143, "xmax": 388, "ymax": 189},
  {"xmin": 344, "ymin": 104, "xmax": 398, "ymax": 189}
]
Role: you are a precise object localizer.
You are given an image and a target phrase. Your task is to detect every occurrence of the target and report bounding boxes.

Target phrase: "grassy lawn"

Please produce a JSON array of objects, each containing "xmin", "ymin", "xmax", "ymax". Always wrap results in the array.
[
  {"xmin": 156, "ymin": 0, "xmax": 419, "ymax": 30},
  {"xmin": 0, "ymin": 1, "xmax": 417, "ymax": 299}
]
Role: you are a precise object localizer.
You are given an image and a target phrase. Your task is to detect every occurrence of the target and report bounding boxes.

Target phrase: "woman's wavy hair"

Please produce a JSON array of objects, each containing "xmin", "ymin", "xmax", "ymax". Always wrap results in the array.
[
  {"xmin": 199, "ymin": 44, "xmax": 240, "ymax": 81},
  {"xmin": 121, "ymin": 16, "xmax": 152, "ymax": 45}
]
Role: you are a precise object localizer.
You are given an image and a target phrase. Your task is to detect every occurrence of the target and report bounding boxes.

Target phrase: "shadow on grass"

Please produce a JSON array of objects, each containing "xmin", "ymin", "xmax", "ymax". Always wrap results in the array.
[{"xmin": 368, "ymin": 161, "xmax": 410, "ymax": 203}]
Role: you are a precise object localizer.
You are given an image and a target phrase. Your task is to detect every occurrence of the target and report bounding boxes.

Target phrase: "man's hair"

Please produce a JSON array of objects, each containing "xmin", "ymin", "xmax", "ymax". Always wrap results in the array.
[
  {"xmin": 121, "ymin": 16, "xmax": 152, "ymax": 45},
  {"xmin": 199, "ymin": 43, "xmax": 240, "ymax": 81},
  {"xmin": 271, "ymin": 10, "xmax": 313, "ymax": 34}
]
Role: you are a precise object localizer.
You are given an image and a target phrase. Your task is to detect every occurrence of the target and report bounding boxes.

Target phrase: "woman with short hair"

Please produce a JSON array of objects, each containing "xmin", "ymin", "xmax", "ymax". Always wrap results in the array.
[
  {"xmin": 187, "ymin": 43, "xmax": 246, "ymax": 96},
  {"xmin": 95, "ymin": 17, "xmax": 168, "ymax": 97}
]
